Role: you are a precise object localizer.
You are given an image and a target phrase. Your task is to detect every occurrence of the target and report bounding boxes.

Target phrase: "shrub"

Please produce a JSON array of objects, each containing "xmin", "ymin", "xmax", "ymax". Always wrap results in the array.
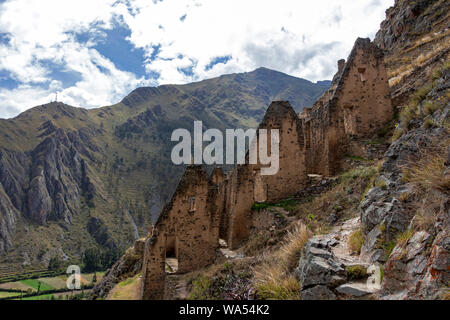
[
  {"xmin": 188, "ymin": 275, "xmax": 212, "ymax": 300},
  {"xmin": 391, "ymin": 128, "xmax": 405, "ymax": 142},
  {"xmin": 252, "ymin": 203, "xmax": 271, "ymax": 211},
  {"xmin": 384, "ymin": 241, "xmax": 396, "ymax": 258},
  {"xmin": 423, "ymin": 101, "xmax": 440, "ymax": 116},
  {"xmin": 375, "ymin": 179, "xmax": 387, "ymax": 190},
  {"xmin": 346, "ymin": 265, "xmax": 367, "ymax": 280},
  {"xmin": 399, "ymin": 104, "xmax": 419, "ymax": 128},
  {"xmin": 423, "ymin": 118, "xmax": 436, "ymax": 129},
  {"xmin": 411, "ymin": 84, "xmax": 432, "ymax": 106},
  {"xmin": 347, "ymin": 230, "xmax": 364, "ymax": 254},
  {"xmin": 396, "ymin": 230, "xmax": 414, "ymax": 247}
]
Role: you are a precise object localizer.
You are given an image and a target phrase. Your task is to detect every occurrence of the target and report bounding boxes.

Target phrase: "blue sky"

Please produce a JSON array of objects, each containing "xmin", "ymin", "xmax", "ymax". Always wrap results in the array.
[{"xmin": 0, "ymin": 0, "xmax": 394, "ymax": 118}]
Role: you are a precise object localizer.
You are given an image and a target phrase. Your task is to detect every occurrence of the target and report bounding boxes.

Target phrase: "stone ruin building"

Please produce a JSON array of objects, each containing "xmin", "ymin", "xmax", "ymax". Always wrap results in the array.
[{"xmin": 141, "ymin": 38, "xmax": 393, "ymax": 299}]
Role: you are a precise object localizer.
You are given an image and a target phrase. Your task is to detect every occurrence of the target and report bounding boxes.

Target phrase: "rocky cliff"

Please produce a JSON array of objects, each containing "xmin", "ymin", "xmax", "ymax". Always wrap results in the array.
[{"xmin": 375, "ymin": 0, "xmax": 450, "ymax": 105}]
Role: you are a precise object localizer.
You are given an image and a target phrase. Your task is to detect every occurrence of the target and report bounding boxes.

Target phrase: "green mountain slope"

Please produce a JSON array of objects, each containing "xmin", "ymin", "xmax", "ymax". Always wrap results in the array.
[{"xmin": 0, "ymin": 67, "xmax": 329, "ymax": 270}]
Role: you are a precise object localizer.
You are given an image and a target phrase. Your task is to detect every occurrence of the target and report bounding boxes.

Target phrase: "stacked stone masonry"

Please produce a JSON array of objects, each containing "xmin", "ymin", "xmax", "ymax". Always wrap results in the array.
[{"xmin": 141, "ymin": 38, "xmax": 393, "ymax": 299}]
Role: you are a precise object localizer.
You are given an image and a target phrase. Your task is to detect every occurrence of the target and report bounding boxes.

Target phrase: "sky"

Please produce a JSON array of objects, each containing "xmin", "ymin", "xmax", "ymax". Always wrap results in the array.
[{"xmin": 0, "ymin": 0, "xmax": 394, "ymax": 118}]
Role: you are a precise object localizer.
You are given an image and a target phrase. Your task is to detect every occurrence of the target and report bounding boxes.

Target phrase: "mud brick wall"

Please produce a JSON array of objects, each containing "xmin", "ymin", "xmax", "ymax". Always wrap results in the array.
[
  {"xmin": 141, "ymin": 38, "xmax": 394, "ymax": 299},
  {"xmin": 141, "ymin": 165, "xmax": 220, "ymax": 299}
]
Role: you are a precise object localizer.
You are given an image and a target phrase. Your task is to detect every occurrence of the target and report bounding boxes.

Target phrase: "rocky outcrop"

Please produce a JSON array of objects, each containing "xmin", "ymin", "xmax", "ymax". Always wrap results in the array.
[
  {"xmin": 0, "ymin": 149, "xmax": 29, "ymax": 254},
  {"xmin": 28, "ymin": 129, "xmax": 90, "ymax": 224},
  {"xmin": 91, "ymin": 239, "xmax": 145, "ymax": 299},
  {"xmin": 296, "ymin": 237, "xmax": 346, "ymax": 300},
  {"xmin": 374, "ymin": 0, "xmax": 446, "ymax": 51},
  {"xmin": 375, "ymin": 0, "xmax": 450, "ymax": 105},
  {"xmin": 0, "ymin": 125, "xmax": 100, "ymax": 255},
  {"xmin": 0, "ymin": 185, "xmax": 18, "ymax": 254},
  {"xmin": 360, "ymin": 64, "xmax": 449, "ymax": 299},
  {"xmin": 361, "ymin": 71, "xmax": 449, "ymax": 264},
  {"xmin": 296, "ymin": 218, "xmax": 380, "ymax": 300},
  {"xmin": 380, "ymin": 228, "xmax": 448, "ymax": 300}
]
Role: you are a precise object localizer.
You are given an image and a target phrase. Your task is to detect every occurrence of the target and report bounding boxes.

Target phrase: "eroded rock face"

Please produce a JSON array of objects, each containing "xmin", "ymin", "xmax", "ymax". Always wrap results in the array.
[
  {"xmin": 374, "ymin": 0, "xmax": 450, "ymax": 105},
  {"xmin": 360, "ymin": 64, "xmax": 449, "ymax": 266},
  {"xmin": 361, "ymin": 68, "xmax": 449, "ymax": 298},
  {"xmin": 28, "ymin": 129, "xmax": 86, "ymax": 224},
  {"xmin": 92, "ymin": 239, "xmax": 145, "ymax": 299},
  {"xmin": 0, "ymin": 150, "xmax": 29, "ymax": 253},
  {"xmin": 295, "ymin": 238, "xmax": 346, "ymax": 300},
  {"xmin": 0, "ymin": 186, "xmax": 18, "ymax": 253},
  {"xmin": 381, "ymin": 223, "xmax": 449, "ymax": 300},
  {"xmin": 374, "ymin": 0, "xmax": 439, "ymax": 51},
  {"xmin": 0, "ymin": 126, "xmax": 99, "ymax": 254},
  {"xmin": 360, "ymin": 116, "xmax": 449, "ymax": 264}
]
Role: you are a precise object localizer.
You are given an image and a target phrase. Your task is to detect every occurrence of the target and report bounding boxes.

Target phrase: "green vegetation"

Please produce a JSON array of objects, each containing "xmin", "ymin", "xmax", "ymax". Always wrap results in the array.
[
  {"xmin": 0, "ymin": 271, "xmax": 103, "ymax": 300},
  {"xmin": 346, "ymin": 265, "xmax": 367, "ymax": 280},
  {"xmin": 108, "ymin": 274, "xmax": 140, "ymax": 300},
  {"xmin": 48, "ymin": 256, "xmax": 64, "ymax": 271},
  {"xmin": 82, "ymin": 247, "xmax": 122, "ymax": 273},
  {"xmin": 0, "ymin": 269, "xmax": 64, "ymax": 284},
  {"xmin": 375, "ymin": 179, "xmax": 387, "ymax": 190},
  {"xmin": 339, "ymin": 167, "xmax": 377, "ymax": 185},
  {"xmin": 393, "ymin": 61, "xmax": 450, "ymax": 142},
  {"xmin": 251, "ymin": 198, "xmax": 299, "ymax": 214},
  {"xmin": 20, "ymin": 279, "xmax": 53, "ymax": 292},
  {"xmin": 252, "ymin": 223, "xmax": 309, "ymax": 300},
  {"xmin": 251, "ymin": 203, "xmax": 272, "ymax": 211},
  {"xmin": 396, "ymin": 230, "xmax": 414, "ymax": 247},
  {"xmin": 384, "ymin": 241, "xmax": 397, "ymax": 258},
  {"xmin": 187, "ymin": 275, "xmax": 213, "ymax": 300},
  {"xmin": 345, "ymin": 155, "xmax": 369, "ymax": 162}
]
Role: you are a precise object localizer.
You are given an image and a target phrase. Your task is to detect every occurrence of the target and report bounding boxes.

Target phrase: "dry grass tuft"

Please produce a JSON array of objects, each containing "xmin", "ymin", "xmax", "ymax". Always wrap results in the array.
[
  {"xmin": 279, "ymin": 223, "xmax": 311, "ymax": 271},
  {"xmin": 396, "ymin": 229, "xmax": 414, "ymax": 247},
  {"xmin": 414, "ymin": 206, "xmax": 438, "ymax": 232},
  {"xmin": 347, "ymin": 229, "xmax": 364, "ymax": 254},
  {"xmin": 402, "ymin": 140, "xmax": 450, "ymax": 193},
  {"xmin": 252, "ymin": 222, "xmax": 310, "ymax": 300},
  {"xmin": 253, "ymin": 262, "xmax": 300, "ymax": 300}
]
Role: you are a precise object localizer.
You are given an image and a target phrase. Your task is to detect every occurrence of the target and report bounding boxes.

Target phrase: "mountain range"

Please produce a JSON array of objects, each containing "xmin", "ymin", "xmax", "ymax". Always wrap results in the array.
[{"xmin": 0, "ymin": 67, "xmax": 330, "ymax": 269}]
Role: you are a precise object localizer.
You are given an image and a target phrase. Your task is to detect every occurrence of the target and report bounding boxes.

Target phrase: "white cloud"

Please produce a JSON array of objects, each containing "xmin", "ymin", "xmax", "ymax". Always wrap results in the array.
[
  {"xmin": 0, "ymin": 0, "xmax": 150, "ymax": 117},
  {"xmin": 0, "ymin": 0, "xmax": 394, "ymax": 118},
  {"xmin": 120, "ymin": 0, "xmax": 393, "ymax": 84}
]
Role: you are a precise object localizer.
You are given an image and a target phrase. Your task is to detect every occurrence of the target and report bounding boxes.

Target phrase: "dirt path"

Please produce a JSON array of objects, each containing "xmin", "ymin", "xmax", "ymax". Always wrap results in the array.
[{"xmin": 317, "ymin": 216, "xmax": 381, "ymax": 297}]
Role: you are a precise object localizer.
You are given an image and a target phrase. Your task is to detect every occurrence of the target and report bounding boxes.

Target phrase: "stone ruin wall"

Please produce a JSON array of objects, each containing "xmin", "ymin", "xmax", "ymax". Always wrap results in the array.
[
  {"xmin": 141, "ymin": 166, "xmax": 220, "ymax": 299},
  {"xmin": 140, "ymin": 38, "xmax": 393, "ymax": 299},
  {"xmin": 301, "ymin": 38, "xmax": 393, "ymax": 176},
  {"xmin": 223, "ymin": 101, "xmax": 308, "ymax": 249}
]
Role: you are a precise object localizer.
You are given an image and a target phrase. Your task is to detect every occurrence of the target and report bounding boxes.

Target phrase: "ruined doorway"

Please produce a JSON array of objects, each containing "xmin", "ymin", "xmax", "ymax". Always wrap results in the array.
[{"xmin": 165, "ymin": 235, "xmax": 179, "ymax": 274}]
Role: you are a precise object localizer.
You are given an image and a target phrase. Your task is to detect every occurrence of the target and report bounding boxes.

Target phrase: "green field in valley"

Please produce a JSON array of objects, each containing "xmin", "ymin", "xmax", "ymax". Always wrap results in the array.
[{"xmin": 0, "ymin": 272, "xmax": 105, "ymax": 300}]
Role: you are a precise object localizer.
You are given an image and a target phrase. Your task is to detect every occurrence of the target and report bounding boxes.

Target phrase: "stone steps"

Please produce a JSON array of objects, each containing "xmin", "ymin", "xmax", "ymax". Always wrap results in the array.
[{"xmin": 296, "ymin": 216, "xmax": 382, "ymax": 300}]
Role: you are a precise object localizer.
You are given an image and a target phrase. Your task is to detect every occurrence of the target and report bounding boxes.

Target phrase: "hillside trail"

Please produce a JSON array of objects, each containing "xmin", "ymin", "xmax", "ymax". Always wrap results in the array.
[{"xmin": 315, "ymin": 216, "xmax": 381, "ymax": 297}]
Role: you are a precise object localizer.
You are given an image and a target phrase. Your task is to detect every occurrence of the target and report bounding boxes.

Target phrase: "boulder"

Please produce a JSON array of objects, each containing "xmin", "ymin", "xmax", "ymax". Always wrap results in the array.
[{"xmin": 296, "ymin": 237, "xmax": 346, "ymax": 299}]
